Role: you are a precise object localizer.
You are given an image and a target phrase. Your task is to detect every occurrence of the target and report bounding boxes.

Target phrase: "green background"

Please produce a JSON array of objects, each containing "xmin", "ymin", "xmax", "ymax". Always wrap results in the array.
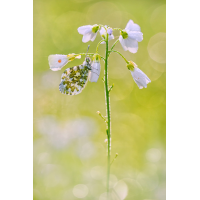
[{"xmin": 34, "ymin": 0, "xmax": 166, "ymax": 199}]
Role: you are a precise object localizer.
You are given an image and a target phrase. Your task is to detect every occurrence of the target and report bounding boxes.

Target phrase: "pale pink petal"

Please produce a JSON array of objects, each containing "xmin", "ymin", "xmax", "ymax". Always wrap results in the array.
[
  {"xmin": 134, "ymin": 79, "xmax": 145, "ymax": 89},
  {"xmin": 109, "ymin": 34, "xmax": 114, "ymax": 40},
  {"xmin": 125, "ymin": 20, "xmax": 141, "ymax": 32},
  {"xmin": 89, "ymin": 62, "xmax": 101, "ymax": 82},
  {"xmin": 135, "ymin": 68, "xmax": 151, "ymax": 83},
  {"xmin": 78, "ymin": 25, "xmax": 92, "ymax": 35},
  {"xmin": 130, "ymin": 68, "xmax": 151, "ymax": 89},
  {"xmin": 82, "ymin": 33, "xmax": 92, "ymax": 43},
  {"xmin": 128, "ymin": 31, "xmax": 143, "ymax": 42},
  {"xmin": 100, "ymin": 27, "xmax": 106, "ymax": 36},
  {"xmin": 123, "ymin": 38, "xmax": 138, "ymax": 53},
  {"xmin": 90, "ymin": 32, "xmax": 97, "ymax": 41},
  {"xmin": 119, "ymin": 36, "xmax": 128, "ymax": 51}
]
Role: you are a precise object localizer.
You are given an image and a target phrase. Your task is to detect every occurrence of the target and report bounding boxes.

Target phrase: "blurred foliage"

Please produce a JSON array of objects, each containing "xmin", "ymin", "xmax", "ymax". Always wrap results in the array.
[{"xmin": 34, "ymin": 0, "xmax": 166, "ymax": 199}]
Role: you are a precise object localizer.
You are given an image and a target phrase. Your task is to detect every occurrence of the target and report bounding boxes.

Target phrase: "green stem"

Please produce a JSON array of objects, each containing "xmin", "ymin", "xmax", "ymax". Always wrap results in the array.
[
  {"xmin": 110, "ymin": 39, "xmax": 119, "ymax": 51},
  {"xmin": 76, "ymin": 53, "xmax": 105, "ymax": 61},
  {"xmin": 109, "ymin": 50, "xmax": 129, "ymax": 64},
  {"xmin": 76, "ymin": 53, "xmax": 94, "ymax": 56},
  {"xmin": 104, "ymin": 32, "xmax": 111, "ymax": 199},
  {"xmin": 96, "ymin": 40, "xmax": 105, "ymax": 53},
  {"xmin": 113, "ymin": 28, "xmax": 122, "ymax": 31}
]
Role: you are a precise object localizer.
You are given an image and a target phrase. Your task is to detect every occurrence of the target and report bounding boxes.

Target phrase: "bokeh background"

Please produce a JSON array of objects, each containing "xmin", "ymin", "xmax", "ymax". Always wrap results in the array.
[{"xmin": 33, "ymin": 0, "xmax": 166, "ymax": 199}]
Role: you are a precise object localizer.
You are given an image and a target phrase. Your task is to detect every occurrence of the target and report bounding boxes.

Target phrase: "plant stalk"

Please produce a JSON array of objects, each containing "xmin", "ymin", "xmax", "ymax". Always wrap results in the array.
[{"xmin": 104, "ymin": 33, "xmax": 111, "ymax": 199}]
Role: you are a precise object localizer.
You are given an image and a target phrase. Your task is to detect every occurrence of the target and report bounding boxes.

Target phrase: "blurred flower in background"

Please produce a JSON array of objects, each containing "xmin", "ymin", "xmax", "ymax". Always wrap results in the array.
[{"xmin": 37, "ymin": 116, "xmax": 97, "ymax": 149}]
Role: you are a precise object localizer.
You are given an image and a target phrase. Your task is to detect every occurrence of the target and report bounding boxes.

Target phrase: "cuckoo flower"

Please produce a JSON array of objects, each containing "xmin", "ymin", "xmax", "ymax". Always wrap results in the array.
[
  {"xmin": 100, "ymin": 26, "xmax": 114, "ymax": 44},
  {"xmin": 127, "ymin": 61, "xmax": 151, "ymax": 89},
  {"xmin": 89, "ymin": 54, "xmax": 101, "ymax": 82},
  {"xmin": 119, "ymin": 20, "xmax": 143, "ymax": 53},
  {"xmin": 78, "ymin": 24, "xmax": 99, "ymax": 43}
]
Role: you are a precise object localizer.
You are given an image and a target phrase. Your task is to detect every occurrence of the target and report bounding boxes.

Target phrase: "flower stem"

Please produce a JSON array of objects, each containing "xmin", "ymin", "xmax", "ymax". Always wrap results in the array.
[
  {"xmin": 110, "ymin": 39, "xmax": 119, "ymax": 51},
  {"xmin": 113, "ymin": 28, "xmax": 122, "ymax": 31},
  {"xmin": 96, "ymin": 39, "xmax": 105, "ymax": 53},
  {"xmin": 104, "ymin": 32, "xmax": 111, "ymax": 199},
  {"xmin": 109, "ymin": 50, "xmax": 129, "ymax": 64},
  {"xmin": 76, "ymin": 53, "xmax": 105, "ymax": 61}
]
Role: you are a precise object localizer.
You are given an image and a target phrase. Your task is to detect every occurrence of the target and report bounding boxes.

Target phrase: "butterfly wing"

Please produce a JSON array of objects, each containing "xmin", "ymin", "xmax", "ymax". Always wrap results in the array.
[{"xmin": 59, "ymin": 64, "xmax": 90, "ymax": 95}]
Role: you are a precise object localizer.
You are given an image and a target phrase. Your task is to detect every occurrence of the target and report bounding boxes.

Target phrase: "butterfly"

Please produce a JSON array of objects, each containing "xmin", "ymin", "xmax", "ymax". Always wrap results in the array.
[{"xmin": 59, "ymin": 57, "xmax": 92, "ymax": 95}]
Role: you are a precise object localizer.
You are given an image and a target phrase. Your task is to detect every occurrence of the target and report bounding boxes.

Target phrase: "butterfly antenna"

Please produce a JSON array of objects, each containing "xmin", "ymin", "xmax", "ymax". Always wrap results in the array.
[{"xmin": 86, "ymin": 45, "xmax": 90, "ymax": 58}]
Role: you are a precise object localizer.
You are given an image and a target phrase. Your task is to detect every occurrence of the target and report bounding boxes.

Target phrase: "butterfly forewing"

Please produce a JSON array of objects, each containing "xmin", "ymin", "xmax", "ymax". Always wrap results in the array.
[{"xmin": 59, "ymin": 63, "xmax": 90, "ymax": 95}]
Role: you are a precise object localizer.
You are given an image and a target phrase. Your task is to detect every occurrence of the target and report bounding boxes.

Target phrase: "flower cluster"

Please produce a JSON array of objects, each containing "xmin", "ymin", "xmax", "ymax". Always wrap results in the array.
[
  {"xmin": 76, "ymin": 20, "xmax": 149, "ymax": 89},
  {"xmin": 77, "ymin": 20, "xmax": 143, "ymax": 54},
  {"xmin": 48, "ymin": 19, "xmax": 150, "ymax": 91}
]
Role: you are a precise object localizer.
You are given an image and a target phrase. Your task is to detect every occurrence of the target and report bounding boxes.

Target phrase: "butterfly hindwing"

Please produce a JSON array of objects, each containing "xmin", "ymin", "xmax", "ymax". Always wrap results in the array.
[{"xmin": 59, "ymin": 59, "xmax": 91, "ymax": 95}]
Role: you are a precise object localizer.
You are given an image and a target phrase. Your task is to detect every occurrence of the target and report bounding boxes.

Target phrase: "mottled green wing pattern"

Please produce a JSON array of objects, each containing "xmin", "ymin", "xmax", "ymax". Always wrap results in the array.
[{"xmin": 59, "ymin": 64, "xmax": 90, "ymax": 95}]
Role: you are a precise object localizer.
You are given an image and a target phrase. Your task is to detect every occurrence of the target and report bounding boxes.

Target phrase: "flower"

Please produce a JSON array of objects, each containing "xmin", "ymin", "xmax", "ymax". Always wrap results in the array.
[
  {"xmin": 119, "ymin": 20, "xmax": 143, "ymax": 53},
  {"xmin": 127, "ymin": 61, "xmax": 151, "ymax": 89},
  {"xmin": 89, "ymin": 54, "xmax": 101, "ymax": 82},
  {"xmin": 78, "ymin": 24, "xmax": 99, "ymax": 43},
  {"xmin": 99, "ymin": 26, "xmax": 114, "ymax": 44},
  {"xmin": 48, "ymin": 54, "xmax": 81, "ymax": 71}
]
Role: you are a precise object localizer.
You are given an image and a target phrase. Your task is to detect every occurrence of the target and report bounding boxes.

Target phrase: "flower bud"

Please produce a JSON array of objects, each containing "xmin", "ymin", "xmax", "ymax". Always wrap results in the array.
[{"xmin": 107, "ymin": 28, "xmax": 113, "ymax": 35}]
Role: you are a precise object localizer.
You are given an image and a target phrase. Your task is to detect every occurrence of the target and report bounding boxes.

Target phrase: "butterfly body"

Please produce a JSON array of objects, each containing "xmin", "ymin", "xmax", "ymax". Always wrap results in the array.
[{"xmin": 59, "ymin": 58, "xmax": 92, "ymax": 95}]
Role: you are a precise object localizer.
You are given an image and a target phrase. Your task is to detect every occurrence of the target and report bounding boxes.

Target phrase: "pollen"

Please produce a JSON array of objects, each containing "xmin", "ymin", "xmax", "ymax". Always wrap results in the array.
[{"xmin": 58, "ymin": 59, "xmax": 62, "ymax": 63}]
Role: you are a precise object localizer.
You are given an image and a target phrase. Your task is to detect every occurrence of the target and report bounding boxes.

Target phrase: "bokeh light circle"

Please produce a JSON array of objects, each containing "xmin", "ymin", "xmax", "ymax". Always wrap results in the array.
[
  {"xmin": 147, "ymin": 32, "xmax": 166, "ymax": 63},
  {"xmin": 73, "ymin": 184, "xmax": 89, "ymax": 198}
]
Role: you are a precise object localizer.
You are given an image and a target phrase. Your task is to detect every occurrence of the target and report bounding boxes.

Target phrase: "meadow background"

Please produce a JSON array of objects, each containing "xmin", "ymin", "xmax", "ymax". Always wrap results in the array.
[{"xmin": 33, "ymin": 0, "xmax": 166, "ymax": 199}]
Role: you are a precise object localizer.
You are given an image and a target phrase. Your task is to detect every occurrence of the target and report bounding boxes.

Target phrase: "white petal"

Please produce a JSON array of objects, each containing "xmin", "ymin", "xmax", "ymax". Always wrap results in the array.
[
  {"xmin": 135, "ymin": 68, "xmax": 151, "ymax": 82},
  {"xmin": 89, "ymin": 62, "xmax": 100, "ymax": 82},
  {"xmin": 108, "ymin": 34, "xmax": 114, "ymax": 41},
  {"xmin": 125, "ymin": 20, "xmax": 141, "ymax": 32},
  {"xmin": 131, "ymin": 68, "xmax": 151, "ymax": 89},
  {"xmin": 119, "ymin": 36, "xmax": 128, "ymax": 51},
  {"xmin": 82, "ymin": 33, "xmax": 92, "ymax": 43},
  {"xmin": 134, "ymin": 79, "xmax": 145, "ymax": 89},
  {"xmin": 131, "ymin": 72, "xmax": 146, "ymax": 88},
  {"xmin": 128, "ymin": 31, "xmax": 143, "ymax": 42},
  {"xmin": 123, "ymin": 38, "xmax": 138, "ymax": 53},
  {"xmin": 100, "ymin": 27, "xmax": 106, "ymax": 36},
  {"xmin": 48, "ymin": 54, "xmax": 68, "ymax": 71},
  {"xmin": 90, "ymin": 32, "xmax": 97, "ymax": 41},
  {"xmin": 77, "ymin": 25, "xmax": 92, "ymax": 35}
]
